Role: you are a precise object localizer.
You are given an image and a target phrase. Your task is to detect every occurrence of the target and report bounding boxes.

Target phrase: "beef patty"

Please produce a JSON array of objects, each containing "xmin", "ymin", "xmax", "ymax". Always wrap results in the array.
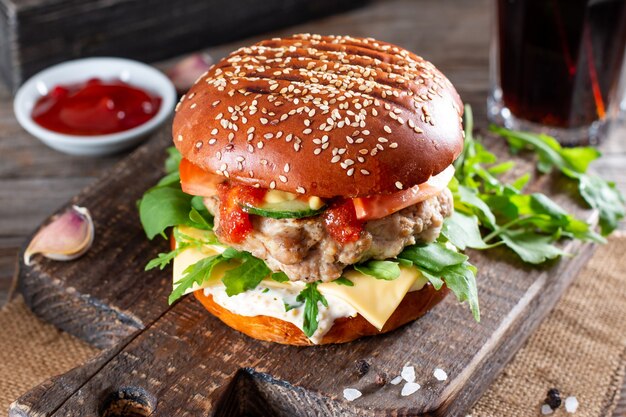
[{"xmin": 205, "ymin": 188, "xmax": 453, "ymax": 282}]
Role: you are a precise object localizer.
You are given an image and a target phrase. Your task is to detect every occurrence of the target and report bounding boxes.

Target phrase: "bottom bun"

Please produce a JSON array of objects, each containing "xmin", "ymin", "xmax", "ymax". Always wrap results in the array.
[{"xmin": 194, "ymin": 283, "xmax": 448, "ymax": 345}]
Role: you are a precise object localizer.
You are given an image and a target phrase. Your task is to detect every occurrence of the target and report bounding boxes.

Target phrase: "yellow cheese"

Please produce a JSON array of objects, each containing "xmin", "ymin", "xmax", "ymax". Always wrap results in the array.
[
  {"xmin": 318, "ymin": 267, "xmax": 426, "ymax": 330},
  {"xmin": 172, "ymin": 227, "xmax": 429, "ymax": 331}
]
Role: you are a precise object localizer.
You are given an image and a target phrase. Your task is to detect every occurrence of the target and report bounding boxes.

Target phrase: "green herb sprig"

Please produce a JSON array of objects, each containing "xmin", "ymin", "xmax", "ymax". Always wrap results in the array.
[
  {"xmin": 296, "ymin": 282, "xmax": 328, "ymax": 337},
  {"xmin": 447, "ymin": 106, "xmax": 606, "ymax": 265}
]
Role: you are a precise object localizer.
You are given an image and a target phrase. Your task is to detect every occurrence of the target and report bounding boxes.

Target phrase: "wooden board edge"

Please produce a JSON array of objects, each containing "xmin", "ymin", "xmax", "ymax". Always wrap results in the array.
[
  {"xmin": 8, "ymin": 345, "xmax": 125, "ymax": 417},
  {"xmin": 18, "ymin": 228, "xmax": 145, "ymax": 349}
]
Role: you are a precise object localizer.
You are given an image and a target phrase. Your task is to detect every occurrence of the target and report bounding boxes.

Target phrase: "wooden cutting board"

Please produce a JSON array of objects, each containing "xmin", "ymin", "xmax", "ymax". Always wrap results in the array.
[{"xmin": 10, "ymin": 125, "xmax": 597, "ymax": 417}]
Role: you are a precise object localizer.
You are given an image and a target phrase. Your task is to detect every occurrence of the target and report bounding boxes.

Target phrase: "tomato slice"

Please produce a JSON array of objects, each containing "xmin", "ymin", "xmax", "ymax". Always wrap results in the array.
[
  {"xmin": 179, "ymin": 158, "xmax": 225, "ymax": 196},
  {"xmin": 352, "ymin": 165, "xmax": 455, "ymax": 220}
]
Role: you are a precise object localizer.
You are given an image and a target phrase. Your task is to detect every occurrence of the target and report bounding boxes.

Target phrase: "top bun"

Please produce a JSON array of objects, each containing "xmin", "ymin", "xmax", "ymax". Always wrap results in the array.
[{"xmin": 173, "ymin": 34, "xmax": 464, "ymax": 198}]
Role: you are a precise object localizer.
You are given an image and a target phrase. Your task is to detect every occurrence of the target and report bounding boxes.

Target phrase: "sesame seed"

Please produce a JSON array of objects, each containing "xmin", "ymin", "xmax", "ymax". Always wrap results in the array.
[
  {"xmin": 360, "ymin": 169, "xmax": 370, "ymax": 175},
  {"xmin": 383, "ymin": 126, "xmax": 392, "ymax": 133},
  {"xmin": 190, "ymin": 103, "xmax": 197, "ymax": 109},
  {"xmin": 331, "ymin": 155, "xmax": 341, "ymax": 163},
  {"xmin": 177, "ymin": 134, "xmax": 183, "ymax": 142},
  {"xmin": 347, "ymin": 168, "xmax": 354, "ymax": 176},
  {"xmin": 284, "ymin": 163, "xmax": 290, "ymax": 173},
  {"xmin": 209, "ymin": 138, "xmax": 217, "ymax": 145},
  {"xmin": 395, "ymin": 181, "xmax": 404, "ymax": 190},
  {"xmin": 270, "ymin": 181, "xmax": 276, "ymax": 189},
  {"xmin": 279, "ymin": 175, "xmax": 287, "ymax": 183},
  {"xmin": 264, "ymin": 133, "xmax": 273, "ymax": 139},
  {"xmin": 378, "ymin": 137, "xmax": 388, "ymax": 143},
  {"xmin": 296, "ymin": 186, "xmax": 306, "ymax": 194},
  {"xmin": 195, "ymin": 141, "xmax": 202, "ymax": 148}
]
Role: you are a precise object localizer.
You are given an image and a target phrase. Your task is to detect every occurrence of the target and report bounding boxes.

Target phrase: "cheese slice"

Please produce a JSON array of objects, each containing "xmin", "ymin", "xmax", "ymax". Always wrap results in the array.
[
  {"xmin": 172, "ymin": 227, "xmax": 429, "ymax": 332},
  {"xmin": 318, "ymin": 267, "xmax": 426, "ymax": 330}
]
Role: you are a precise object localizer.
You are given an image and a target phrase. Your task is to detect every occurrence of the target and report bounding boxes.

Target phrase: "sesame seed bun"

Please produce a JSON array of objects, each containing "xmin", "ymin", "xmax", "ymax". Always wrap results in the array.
[
  {"xmin": 194, "ymin": 283, "xmax": 448, "ymax": 345},
  {"xmin": 173, "ymin": 34, "xmax": 464, "ymax": 198}
]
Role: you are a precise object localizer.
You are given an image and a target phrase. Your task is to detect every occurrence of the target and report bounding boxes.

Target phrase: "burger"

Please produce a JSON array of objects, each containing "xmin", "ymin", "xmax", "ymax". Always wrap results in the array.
[{"xmin": 139, "ymin": 34, "xmax": 478, "ymax": 346}]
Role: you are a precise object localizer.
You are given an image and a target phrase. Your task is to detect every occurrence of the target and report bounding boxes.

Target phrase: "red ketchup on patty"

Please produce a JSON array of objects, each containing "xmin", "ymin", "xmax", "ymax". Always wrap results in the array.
[{"xmin": 32, "ymin": 78, "xmax": 161, "ymax": 135}]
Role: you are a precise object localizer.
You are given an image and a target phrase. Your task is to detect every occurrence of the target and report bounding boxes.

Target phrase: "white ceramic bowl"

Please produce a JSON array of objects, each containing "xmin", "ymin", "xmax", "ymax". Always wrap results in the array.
[{"xmin": 14, "ymin": 57, "xmax": 176, "ymax": 156}]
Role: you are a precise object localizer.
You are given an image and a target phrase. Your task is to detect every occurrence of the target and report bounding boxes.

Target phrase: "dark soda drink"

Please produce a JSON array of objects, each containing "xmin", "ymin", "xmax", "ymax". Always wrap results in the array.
[{"xmin": 493, "ymin": 0, "xmax": 626, "ymax": 131}]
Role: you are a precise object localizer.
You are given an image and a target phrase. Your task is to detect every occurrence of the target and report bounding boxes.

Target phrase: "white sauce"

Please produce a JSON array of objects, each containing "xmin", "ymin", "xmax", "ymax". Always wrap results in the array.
[{"xmin": 204, "ymin": 281, "xmax": 358, "ymax": 344}]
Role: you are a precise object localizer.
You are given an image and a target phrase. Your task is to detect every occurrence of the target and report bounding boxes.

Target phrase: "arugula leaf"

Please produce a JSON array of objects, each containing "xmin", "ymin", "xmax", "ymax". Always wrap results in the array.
[
  {"xmin": 284, "ymin": 300, "xmax": 303, "ymax": 312},
  {"xmin": 353, "ymin": 260, "xmax": 401, "ymax": 280},
  {"xmin": 579, "ymin": 175, "xmax": 625, "ymax": 235},
  {"xmin": 222, "ymin": 252, "xmax": 271, "ymax": 296},
  {"xmin": 490, "ymin": 125, "xmax": 624, "ymax": 235},
  {"xmin": 398, "ymin": 242, "xmax": 468, "ymax": 272},
  {"xmin": 333, "ymin": 277, "xmax": 354, "ymax": 286},
  {"xmin": 498, "ymin": 230, "xmax": 566, "ymax": 264},
  {"xmin": 398, "ymin": 242, "xmax": 479, "ymax": 320},
  {"xmin": 442, "ymin": 211, "xmax": 490, "ymax": 250},
  {"xmin": 455, "ymin": 182, "xmax": 497, "ymax": 228},
  {"xmin": 271, "ymin": 271, "xmax": 290, "ymax": 283},
  {"xmin": 145, "ymin": 248, "xmax": 184, "ymax": 271},
  {"xmin": 145, "ymin": 227, "xmax": 220, "ymax": 271},
  {"xmin": 169, "ymin": 254, "xmax": 224, "ymax": 304},
  {"xmin": 157, "ymin": 171, "xmax": 181, "ymax": 187},
  {"xmin": 416, "ymin": 269, "xmax": 445, "ymax": 290},
  {"xmin": 139, "ymin": 187, "xmax": 196, "ymax": 239},
  {"xmin": 165, "ymin": 146, "xmax": 182, "ymax": 174},
  {"xmin": 296, "ymin": 282, "xmax": 328, "ymax": 338},
  {"xmin": 439, "ymin": 262, "xmax": 480, "ymax": 321}
]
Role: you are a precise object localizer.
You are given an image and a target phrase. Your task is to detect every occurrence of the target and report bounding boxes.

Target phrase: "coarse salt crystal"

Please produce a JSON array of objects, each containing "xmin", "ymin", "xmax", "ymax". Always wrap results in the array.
[
  {"xmin": 433, "ymin": 368, "xmax": 448, "ymax": 381},
  {"xmin": 390, "ymin": 376, "xmax": 403, "ymax": 385},
  {"xmin": 343, "ymin": 388, "xmax": 362, "ymax": 402},
  {"xmin": 401, "ymin": 365, "xmax": 416, "ymax": 383},
  {"xmin": 565, "ymin": 396, "xmax": 579, "ymax": 413},
  {"xmin": 541, "ymin": 404, "xmax": 554, "ymax": 415},
  {"xmin": 401, "ymin": 382, "xmax": 421, "ymax": 396}
]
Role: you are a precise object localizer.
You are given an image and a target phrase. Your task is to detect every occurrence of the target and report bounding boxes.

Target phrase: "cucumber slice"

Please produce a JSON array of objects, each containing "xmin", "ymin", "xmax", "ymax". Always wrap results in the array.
[{"xmin": 241, "ymin": 199, "xmax": 326, "ymax": 219}]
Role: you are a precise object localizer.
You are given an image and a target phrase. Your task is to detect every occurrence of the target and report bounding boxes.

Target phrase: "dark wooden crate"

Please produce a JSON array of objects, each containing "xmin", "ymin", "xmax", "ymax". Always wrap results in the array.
[{"xmin": 0, "ymin": 0, "xmax": 366, "ymax": 93}]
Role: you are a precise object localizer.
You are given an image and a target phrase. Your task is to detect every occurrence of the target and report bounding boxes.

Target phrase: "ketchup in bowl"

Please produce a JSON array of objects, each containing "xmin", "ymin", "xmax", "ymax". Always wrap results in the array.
[{"xmin": 32, "ymin": 78, "xmax": 162, "ymax": 136}]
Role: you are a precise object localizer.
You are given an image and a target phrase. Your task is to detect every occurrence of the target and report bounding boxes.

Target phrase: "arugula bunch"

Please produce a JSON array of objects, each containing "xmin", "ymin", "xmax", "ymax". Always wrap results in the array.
[
  {"xmin": 445, "ymin": 106, "xmax": 607, "ymax": 264},
  {"xmin": 490, "ymin": 126, "xmax": 625, "ymax": 235}
]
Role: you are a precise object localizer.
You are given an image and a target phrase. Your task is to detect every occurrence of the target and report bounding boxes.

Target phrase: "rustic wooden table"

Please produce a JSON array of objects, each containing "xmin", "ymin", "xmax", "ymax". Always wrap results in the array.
[{"xmin": 0, "ymin": 0, "xmax": 624, "ymax": 414}]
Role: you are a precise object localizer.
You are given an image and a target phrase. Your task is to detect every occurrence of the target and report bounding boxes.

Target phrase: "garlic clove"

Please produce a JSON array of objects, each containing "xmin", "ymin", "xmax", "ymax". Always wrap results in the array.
[
  {"xmin": 167, "ymin": 53, "xmax": 213, "ymax": 93},
  {"xmin": 24, "ymin": 205, "xmax": 94, "ymax": 266}
]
